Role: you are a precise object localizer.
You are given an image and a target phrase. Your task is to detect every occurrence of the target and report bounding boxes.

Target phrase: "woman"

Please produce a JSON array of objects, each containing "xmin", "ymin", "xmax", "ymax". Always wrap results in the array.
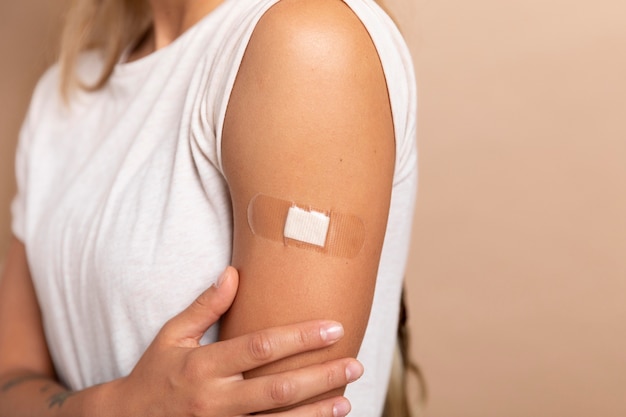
[{"xmin": 0, "ymin": 0, "xmax": 417, "ymax": 415}]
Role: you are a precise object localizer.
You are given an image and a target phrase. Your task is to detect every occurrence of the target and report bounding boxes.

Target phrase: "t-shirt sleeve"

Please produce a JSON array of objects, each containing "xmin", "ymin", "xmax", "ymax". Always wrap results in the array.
[{"xmin": 213, "ymin": 2, "xmax": 281, "ymax": 176}]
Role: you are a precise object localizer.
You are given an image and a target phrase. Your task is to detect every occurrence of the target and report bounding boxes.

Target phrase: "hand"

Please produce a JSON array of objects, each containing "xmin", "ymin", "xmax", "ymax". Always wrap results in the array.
[{"xmin": 107, "ymin": 267, "xmax": 362, "ymax": 417}]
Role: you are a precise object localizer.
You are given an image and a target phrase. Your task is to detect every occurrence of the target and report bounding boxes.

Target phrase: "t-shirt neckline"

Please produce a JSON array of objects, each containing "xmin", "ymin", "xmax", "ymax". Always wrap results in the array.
[{"xmin": 113, "ymin": 0, "xmax": 235, "ymax": 76}]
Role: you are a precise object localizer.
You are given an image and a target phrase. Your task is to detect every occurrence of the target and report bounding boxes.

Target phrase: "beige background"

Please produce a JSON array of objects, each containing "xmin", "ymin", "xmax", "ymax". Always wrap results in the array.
[{"xmin": 1, "ymin": 1, "xmax": 625, "ymax": 416}]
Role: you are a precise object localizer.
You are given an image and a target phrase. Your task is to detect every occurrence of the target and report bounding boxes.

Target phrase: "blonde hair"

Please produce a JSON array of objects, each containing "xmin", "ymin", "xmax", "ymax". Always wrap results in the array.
[
  {"xmin": 59, "ymin": 0, "xmax": 151, "ymax": 98},
  {"xmin": 383, "ymin": 288, "xmax": 427, "ymax": 417}
]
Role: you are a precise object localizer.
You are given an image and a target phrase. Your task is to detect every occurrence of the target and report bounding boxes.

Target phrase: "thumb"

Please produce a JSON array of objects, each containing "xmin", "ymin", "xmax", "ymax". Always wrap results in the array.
[{"xmin": 161, "ymin": 266, "xmax": 239, "ymax": 343}]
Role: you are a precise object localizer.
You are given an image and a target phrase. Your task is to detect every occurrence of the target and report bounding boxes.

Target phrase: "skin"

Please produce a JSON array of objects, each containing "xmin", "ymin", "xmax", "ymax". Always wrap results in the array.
[{"xmin": 0, "ymin": 0, "xmax": 395, "ymax": 415}]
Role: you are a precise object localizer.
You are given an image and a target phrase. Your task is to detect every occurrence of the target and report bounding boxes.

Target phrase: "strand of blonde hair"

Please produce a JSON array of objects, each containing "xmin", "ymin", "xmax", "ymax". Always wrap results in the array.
[{"xmin": 59, "ymin": 0, "xmax": 151, "ymax": 100}]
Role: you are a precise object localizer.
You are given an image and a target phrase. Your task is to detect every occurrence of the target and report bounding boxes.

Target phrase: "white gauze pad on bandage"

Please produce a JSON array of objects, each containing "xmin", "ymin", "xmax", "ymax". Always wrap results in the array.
[
  {"xmin": 247, "ymin": 194, "xmax": 365, "ymax": 258},
  {"xmin": 284, "ymin": 206, "xmax": 330, "ymax": 247}
]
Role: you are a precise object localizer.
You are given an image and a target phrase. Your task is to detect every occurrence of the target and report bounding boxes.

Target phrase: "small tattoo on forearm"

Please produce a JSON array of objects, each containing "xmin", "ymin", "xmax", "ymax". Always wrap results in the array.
[
  {"xmin": 40, "ymin": 383, "xmax": 53, "ymax": 393},
  {"xmin": 48, "ymin": 391, "xmax": 75, "ymax": 408},
  {"xmin": 1, "ymin": 374, "xmax": 49, "ymax": 392}
]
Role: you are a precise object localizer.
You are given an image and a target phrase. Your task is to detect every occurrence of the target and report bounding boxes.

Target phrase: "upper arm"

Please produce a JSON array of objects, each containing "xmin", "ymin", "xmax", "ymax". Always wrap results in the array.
[
  {"xmin": 0, "ymin": 238, "xmax": 55, "ymax": 377},
  {"xmin": 218, "ymin": 0, "xmax": 395, "ymax": 398}
]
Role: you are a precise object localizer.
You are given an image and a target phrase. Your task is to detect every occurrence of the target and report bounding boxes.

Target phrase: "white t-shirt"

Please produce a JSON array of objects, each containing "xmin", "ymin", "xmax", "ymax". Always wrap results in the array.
[{"xmin": 11, "ymin": 0, "xmax": 417, "ymax": 414}]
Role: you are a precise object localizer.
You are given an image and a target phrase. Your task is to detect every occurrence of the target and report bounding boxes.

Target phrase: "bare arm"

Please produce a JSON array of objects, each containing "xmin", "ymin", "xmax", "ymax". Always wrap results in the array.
[{"xmin": 219, "ymin": 0, "xmax": 395, "ymax": 409}]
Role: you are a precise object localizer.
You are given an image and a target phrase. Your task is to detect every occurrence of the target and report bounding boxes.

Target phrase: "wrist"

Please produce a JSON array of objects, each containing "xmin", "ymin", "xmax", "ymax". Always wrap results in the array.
[{"xmin": 65, "ymin": 378, "xmax": 127, "ymax": 417}]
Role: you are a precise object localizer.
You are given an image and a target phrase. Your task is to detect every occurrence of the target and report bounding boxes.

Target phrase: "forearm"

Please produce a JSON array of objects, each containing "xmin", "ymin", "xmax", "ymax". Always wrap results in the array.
[{"xmin": 0, "ymin": 369, "xmax": 110, "ymax": 417}]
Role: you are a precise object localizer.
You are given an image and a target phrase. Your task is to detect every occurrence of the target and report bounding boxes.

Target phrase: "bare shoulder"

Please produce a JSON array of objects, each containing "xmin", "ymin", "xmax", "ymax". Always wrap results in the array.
[
  {"xmin": 223, "ymin": 0, "xmax": 394, "ymax": 197},
  {"xmin": 242, "ymin": 0, "xmax": 383, "ymax": 80}
]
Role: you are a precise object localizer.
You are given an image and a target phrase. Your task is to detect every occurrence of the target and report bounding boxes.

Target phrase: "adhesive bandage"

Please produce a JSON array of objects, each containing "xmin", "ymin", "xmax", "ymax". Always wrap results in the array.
[{"xmin": 247, "ymin": 194, "xmax": 365, "ymax": 258}]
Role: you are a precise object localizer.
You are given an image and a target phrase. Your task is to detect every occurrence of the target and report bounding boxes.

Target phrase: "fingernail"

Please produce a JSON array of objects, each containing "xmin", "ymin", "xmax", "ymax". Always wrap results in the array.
[
  {"xmin": 333, "ymin": 399, "xmax": 351, "ymax": 417},
  {"xmin": 345, "ymin": 361, "xmax": 363, "ymax": 383},
  {"xmin": 215, "ymin": 268, "xmax": 229, "ymax": 288},
  {"xmin": 320, "ymin": 322, "xmax": 344, "ymax": 343}
]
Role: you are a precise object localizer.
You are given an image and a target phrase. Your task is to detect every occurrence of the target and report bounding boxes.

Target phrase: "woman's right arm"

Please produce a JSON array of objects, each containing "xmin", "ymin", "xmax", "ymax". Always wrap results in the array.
[{"xmin": 0, "ymin": 237, "xmax": 360, "ymax": 417}]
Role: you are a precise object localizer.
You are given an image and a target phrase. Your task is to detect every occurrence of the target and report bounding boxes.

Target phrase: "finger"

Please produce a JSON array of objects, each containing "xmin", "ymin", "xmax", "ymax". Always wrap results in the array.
[
  {"xmin": 206, "ymin": 320, "xmax": 345, "ymax": 375},
  {"xmin": 231, "ymin": 358, "xmax": 363, "ymax": 415},
  {"xmin": 261, "ymin": 396, "xmax": 351, "ymax": 417},
  {"xmin": 160, "ymin": 266, "xmax": 239, "ymax": 343}
]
